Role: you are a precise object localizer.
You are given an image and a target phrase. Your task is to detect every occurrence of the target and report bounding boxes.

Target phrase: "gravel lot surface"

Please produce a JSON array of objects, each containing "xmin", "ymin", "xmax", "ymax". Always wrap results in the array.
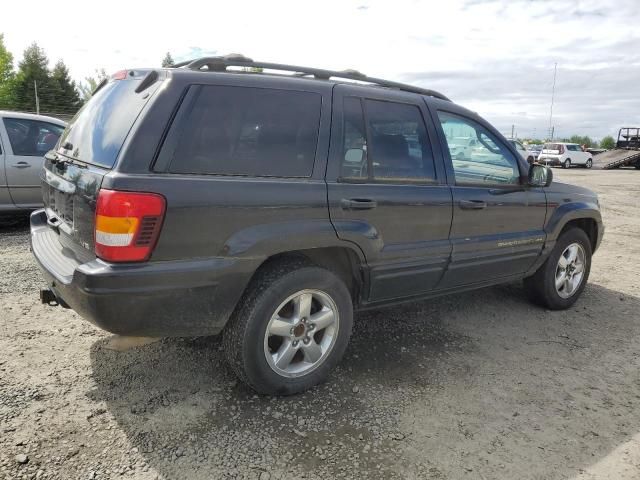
[{"xmin": 1, "ymin": 169, "xmax": 639, "ymax": 480}]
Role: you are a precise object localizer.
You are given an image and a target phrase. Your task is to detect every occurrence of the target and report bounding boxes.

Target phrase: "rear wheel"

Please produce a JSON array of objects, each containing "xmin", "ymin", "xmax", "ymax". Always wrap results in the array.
[
  {"xmin": 524, "ymin": 228, "xmax": 592, "ymax": 310},
  {"xmin": 585, "ymin": 158, "xmax": 593, "ymax": 169},
  {"xmin": 223, "ymin": 262, "xmax": 353, "ymax": 395},
  {"xmin": 563, "ymin": 158, "xmax": 571, "ymax": 169}
]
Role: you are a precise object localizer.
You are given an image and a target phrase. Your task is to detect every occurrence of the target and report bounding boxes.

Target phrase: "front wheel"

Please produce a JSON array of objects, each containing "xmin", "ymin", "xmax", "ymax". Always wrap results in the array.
[
  {"xmin": 223, "ymin": 263, "xmax": 353, "ymax": 395},
  {"xmin": 524, "ymin": 228, "xmax": 592, "ymax": 310},
  {"xmin": 563, "ymin": 158, "xmax": 571, "ymax": 169},
  {"xmin": 585, "ymin": 158, "xmax": 593, "ymax": 169}
]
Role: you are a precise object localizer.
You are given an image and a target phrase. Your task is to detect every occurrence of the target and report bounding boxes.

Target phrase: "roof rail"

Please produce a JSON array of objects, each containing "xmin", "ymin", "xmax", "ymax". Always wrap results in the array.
[{"xmin": 170, "ymin": 54, "xmax": 450, "ymax": 101}]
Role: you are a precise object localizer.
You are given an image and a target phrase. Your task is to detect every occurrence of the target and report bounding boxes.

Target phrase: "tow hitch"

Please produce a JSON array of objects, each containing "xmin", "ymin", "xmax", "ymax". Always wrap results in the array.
[{"xmin": 40, "ymin": 288, "xmax": 62, "ymax": 307}]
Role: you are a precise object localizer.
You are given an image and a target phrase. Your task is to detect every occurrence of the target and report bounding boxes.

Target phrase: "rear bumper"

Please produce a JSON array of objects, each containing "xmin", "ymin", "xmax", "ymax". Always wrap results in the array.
[
  {"xmin": 30, "ymin": 209, "xmax": 257, "ymax": 337},
  {"xmin": 538, "ymin": 156, "xmax": 562, "ymax": 166}
]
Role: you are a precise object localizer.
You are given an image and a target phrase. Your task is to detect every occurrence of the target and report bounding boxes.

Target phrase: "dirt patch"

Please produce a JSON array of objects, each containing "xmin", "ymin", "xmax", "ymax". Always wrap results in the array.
[{"xmin": 1, "ymin": 169, "xmax": 640, "ymax": 479}]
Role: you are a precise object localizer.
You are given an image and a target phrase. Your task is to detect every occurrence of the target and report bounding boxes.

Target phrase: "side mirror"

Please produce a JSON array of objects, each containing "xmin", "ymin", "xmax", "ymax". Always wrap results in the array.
[
  {"xmin": 528, "ymin": 163, "xmax": 553, "ymax": 187},
  {"xmin": 344, "ymin": 148, "xmax": 364, "ymax": 164}
]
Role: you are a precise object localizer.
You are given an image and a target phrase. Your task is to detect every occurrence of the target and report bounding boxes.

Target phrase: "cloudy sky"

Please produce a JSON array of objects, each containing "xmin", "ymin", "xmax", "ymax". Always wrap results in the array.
[{"xmin": 3, "ymin": 0, "xmax": 639, "ymax": 139}]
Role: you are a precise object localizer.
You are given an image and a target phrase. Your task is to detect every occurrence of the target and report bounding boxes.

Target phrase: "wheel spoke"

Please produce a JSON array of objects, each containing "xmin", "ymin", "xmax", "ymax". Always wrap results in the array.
[
  {"xmin": 310, "ymin": 308, "xmax": 335, "ymax": 331},
  {"xmin": 302, "ymin": 341, "xmax": 322, "ymax": 363},
  {"xmin": 293, "ymin": 293, "xmax": 313, "ymax": 319},
  {"xmin": 558, "ymin": 255, "xmax": 569, "ymax": 268},
  {"xmin": 566, "ymin": 245, "xmax": 578, "ymax": 264},
  {"xmin": 274, "ymin": 340, "xmax": 298, "ymax": 370},
  {"xmin": 574, "ymin": 262, "xmax": 584, "ymax": 274},
  {"xmin": 564, "ymin": 277, "xmax": 573, "ymax": 294},
  {"xmin": 269, "ymin": 317, "xmax": 293, "ymax": 337},
  {"xmin": 555, "ymin": 272, "xmax": 566, "ymax": 290}
]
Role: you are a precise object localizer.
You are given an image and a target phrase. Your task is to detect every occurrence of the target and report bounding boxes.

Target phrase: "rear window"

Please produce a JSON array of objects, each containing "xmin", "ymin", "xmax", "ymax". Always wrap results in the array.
[
  {"xmin": 57, "ymin": 75, "xmax": 158, "ymax": 168},
  {"xmin": 165, "ymin": 85, "xmax": 321, "ymax": 177},
  {"xmin": 543, "ymin": 143, "xmax": 562, "ymax": 150}
]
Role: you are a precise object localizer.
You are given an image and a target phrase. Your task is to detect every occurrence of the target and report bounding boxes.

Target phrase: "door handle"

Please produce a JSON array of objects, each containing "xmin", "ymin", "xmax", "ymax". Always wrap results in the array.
[
  {"xmin": 12, "ymin": 161, "xmax": 31, "ymax": 169},
  {"xmin": 459, "ymin": 199, "xmax": 487, "ymax": 210},
  {"xmin": 341, "ymin": 198, "xmax": 378, "ymax": 210}
]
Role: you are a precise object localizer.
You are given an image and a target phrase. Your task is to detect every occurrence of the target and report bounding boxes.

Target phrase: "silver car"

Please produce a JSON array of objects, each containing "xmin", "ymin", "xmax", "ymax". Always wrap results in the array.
[{"xmin": 0, "ymin": 111, "xmax": 66, "ymax": 212}]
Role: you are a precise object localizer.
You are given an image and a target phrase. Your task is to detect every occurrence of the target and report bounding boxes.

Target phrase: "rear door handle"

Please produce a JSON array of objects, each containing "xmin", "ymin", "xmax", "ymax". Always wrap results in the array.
[
  {"xmin": 341, "ymin": 198, "xmax": 378, "ymax": 210},
  {"xmin": 12, "ymin": 161, "xmax": 31, "ymax": 169},
  {"xmin": 459, "ymin": 199, "xmax": 487, "ymax": 210}
]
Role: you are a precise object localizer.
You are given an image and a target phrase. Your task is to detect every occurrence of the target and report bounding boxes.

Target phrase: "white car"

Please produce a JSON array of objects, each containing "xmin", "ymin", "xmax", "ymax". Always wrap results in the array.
[
  {"xmin": 538, "ymin": 142, "xmax": 593, "ymax": 169},
  {"xmin": 448, "ymin": 137, "xmax": 479, "ymax": 159},
  {"xmin": 0, "ymin": 111, "xmax": 67, "ymax": 212},
  {"xmin": 507, "ymin": 139, "xmax": 535, "ymax": 164}
]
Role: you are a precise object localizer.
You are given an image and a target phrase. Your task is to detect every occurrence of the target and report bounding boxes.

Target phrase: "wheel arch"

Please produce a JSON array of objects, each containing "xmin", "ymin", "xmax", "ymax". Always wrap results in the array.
[{"xmin": 242, "ymin": 246, "xmax": 366, "ymax": 306}]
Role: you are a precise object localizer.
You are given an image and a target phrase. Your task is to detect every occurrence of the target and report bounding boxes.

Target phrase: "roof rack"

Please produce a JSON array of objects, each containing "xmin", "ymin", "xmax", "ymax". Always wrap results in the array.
[{"xmin": 170, "ymin": 54, "xmax": 450, "ymax": 102}]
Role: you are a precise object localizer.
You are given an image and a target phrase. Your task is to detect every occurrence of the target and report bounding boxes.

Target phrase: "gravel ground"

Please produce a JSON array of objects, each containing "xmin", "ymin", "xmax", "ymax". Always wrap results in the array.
[{"xmin": 1, "ymin": 168, "xmax": 640, "ymax": 480}]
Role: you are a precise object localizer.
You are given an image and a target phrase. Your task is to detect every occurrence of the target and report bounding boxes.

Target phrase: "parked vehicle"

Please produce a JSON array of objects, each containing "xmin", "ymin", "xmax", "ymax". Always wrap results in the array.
[
  {"xmin": 0, "ymin": 111, "xmax": 66, "ymax": 213},
  {"xmin": 538, "ymin": 142, "xmax": 593, "ymax": 169},
  {"xmin": 528, "ymin": 144, "xmax": 543, "ymax": 161},
  {"xmin": 591, "ymin": 127, "xmax": 640, "ymax": 169},
  {"xmin": 507, "ymin": 139, "xmax": 535, "ymax": 164},
  {"xmin": 31, "ymin": 56, "xmax": 604, "ymax": 395}
]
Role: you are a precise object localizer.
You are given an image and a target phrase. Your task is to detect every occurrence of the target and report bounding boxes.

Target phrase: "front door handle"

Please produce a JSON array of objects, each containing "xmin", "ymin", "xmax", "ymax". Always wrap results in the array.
[
  {"xmin": 12, "ymin": 161, "xmax": 31, "ymax": 169},
  {"xmin": 459, "ymin": 199, "xmax": 487, "ymax": 210},
  {"xmin": 341, "ymin": 198, "xmax": 378, "ymax": 210}
]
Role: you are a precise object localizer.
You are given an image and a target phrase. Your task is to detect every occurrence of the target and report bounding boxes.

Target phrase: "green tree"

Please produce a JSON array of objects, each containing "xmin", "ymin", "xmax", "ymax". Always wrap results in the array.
[
  {"xmin": 11, "ymin": 42, "xmax": 53, "ymax": 113},
  {"xmin": 600, "ymin": 135, "xmax": 615, "ymax": 150},
  {"xmin": 161, "ymin": 52, "xmax": 174, "ymax": 67},
  {"xmin": 567, "ymin": 135, "xmax": 596, "ymax": 148},
  {"xmin": 50, "ymin": 60, "xmax": 82, "ymax": 114},
  {"xmin": 78, "ymin": 68, "xmax": 108, "ymax": 102},
  {"xmin": 0, "ymin": 33, "xmax": 16, "ymax": 109}
]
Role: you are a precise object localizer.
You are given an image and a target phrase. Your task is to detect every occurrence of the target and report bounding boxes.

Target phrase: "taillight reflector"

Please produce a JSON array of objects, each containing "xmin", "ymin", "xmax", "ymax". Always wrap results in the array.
[{"xmin": 95, "ymin": 189, "xmax": 166, "ymax": 262}]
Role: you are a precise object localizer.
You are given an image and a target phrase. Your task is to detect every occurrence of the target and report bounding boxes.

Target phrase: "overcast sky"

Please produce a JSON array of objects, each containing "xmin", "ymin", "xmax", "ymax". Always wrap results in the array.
[{"xmin": 3, "ymin": 0, "xmax": 639, "ymax": 139}]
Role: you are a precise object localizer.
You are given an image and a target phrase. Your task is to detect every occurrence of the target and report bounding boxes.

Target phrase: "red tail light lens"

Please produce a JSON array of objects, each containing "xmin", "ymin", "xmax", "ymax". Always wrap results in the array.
[
  {"xmin": 111, "ymin": 70, "xmax": 128, "ymax": 80},
  {"xmin": 95, "ymin": 189, "xmax": 166, "ymax": 262}
]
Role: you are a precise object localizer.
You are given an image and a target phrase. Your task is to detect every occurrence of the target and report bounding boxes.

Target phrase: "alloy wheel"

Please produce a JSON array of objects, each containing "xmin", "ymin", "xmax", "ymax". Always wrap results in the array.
[
  {"xmin": 264, "ymin": 289, "xmax": 339, "ymax": 378},
  {"xmin": 555, "ymin": 243, "xmax": 586, "ymax": 298}
]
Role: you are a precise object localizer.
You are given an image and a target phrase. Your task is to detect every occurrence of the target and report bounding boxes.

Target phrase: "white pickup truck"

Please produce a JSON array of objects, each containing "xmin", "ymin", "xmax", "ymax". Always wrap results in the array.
[{"xmin": 0, "ymin": 111, "xmax": 66, "ymax": 212}]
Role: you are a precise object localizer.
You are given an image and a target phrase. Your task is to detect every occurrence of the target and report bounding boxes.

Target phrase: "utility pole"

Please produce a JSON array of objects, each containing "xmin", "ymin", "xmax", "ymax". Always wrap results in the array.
[
  {"xmin": 511, "ymin": 124, "xmax": 515, "ymax": 139},
  {"xmin": 549, "ymin": 62, "xmax": 557, "ymax": 140},
  {"xmin": 34, "ymin": 80, "xmax": 40, "ymax": 115}
]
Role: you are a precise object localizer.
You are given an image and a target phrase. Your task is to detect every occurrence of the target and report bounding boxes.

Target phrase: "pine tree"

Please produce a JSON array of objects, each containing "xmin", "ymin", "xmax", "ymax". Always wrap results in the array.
[
  {"xmin": 161, "ymin": 52, "xmax": 174, "ymax": 67},
  {"xmin": 12, "ymin": 42, "xmax": 52, "ymax": 113},
  {"xmin": 50, "ymin": 60, "xmax": 82, "ymax": 114}
]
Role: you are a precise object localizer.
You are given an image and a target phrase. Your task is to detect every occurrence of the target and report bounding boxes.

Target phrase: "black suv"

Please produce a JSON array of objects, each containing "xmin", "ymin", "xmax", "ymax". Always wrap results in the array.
[{"xmin": 31, "ymin": 55, "xmax": 604, "ymax": 395}]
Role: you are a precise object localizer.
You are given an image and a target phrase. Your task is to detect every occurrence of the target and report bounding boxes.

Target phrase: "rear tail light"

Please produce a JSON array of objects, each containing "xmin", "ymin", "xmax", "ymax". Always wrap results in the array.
[
  {"xmin": 559, "ymin": 145, "xmax": 565, "ymax": 154},
  {"xmin": 95, "ymin": 189, "xmax": 166, "ymax": 262}
]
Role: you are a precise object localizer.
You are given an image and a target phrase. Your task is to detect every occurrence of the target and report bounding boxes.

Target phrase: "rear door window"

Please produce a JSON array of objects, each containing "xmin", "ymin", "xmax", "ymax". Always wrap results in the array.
[
  {"xmin": 166, "ymin": 85, "xmax": 321, "ymax": 177},
  {"xmin": 339, "ymin": 97, "xmax": 437, "ymax": 183},
  {"xmin": 4, "ymin": 118, "xmax": 63, "ymax": 156}
]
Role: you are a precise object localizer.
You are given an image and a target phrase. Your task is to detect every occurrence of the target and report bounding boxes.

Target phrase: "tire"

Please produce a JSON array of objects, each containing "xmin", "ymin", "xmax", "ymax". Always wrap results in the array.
[
  {"xmin": 563, "ymin": 158, "xmax": 571, "ymax": 169},
  {"xmin": 585, "ymin": 158, "xmax": 592, "ymax": 169},
  {"xmin": 223, "ymin": 262, "xmax": 353, "ymax": 395},
  {"xmin": 527, "ymin": 156, "xmax": 534, "ymax": 165},
  {"xmin": 524, "ymin": 228, "xmax": 592, "ymax": 310}
]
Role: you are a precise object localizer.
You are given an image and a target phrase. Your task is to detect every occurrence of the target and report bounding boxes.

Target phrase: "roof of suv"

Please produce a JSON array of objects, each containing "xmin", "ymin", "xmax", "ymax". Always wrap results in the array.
[{"xmin": 167, "ymin": 54, "xmax": 451, "ymax": 102}]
